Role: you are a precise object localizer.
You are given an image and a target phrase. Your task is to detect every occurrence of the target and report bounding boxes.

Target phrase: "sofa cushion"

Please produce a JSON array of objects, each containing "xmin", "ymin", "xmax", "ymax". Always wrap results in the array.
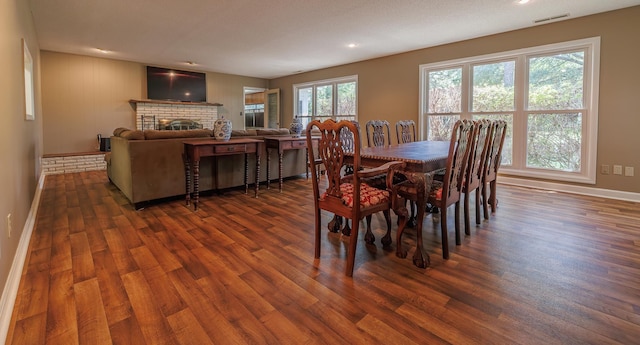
[
  {"xmin": 256, "ymin": 128, "xmax": 291, "ymax": 136},
  {"xmin": 144, "ymin": 129, "xmax": 212, "ymax": 140},
  {"xmin": 120, "ymin": 129, "xmax": 145, "ymax": 140},
  {"xmin": 231, "ymin": 129, "xmax": 258, "ymax": 137},
  {"xmin": 113, "ymin": 127, "xmax": 129, "ymax": 136}
]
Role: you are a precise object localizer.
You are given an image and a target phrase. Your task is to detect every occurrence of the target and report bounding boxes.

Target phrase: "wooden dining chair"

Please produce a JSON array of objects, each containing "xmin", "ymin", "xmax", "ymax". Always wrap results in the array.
[
  {"xmin": 396, "ymin": 120, "xmax": 417, "ymax": 144},
  {"xmin": 427, "ymin": 119, "xmax": 474, "ymax": 259},
  {"xmin": 306, "ymin": 119, "xmax": 406, "ymax": 276},
  {"xmin": 365, "ymin": 120, "xmax": 391, "ymax": 147},
  {"xmin": 365, "ymin": 120, "xmax": 400, "ymax": 230},
  {"xmin": 336, "ymin": 121, "xmax": 395, "ymax": 243},
  {"xmin": 482, "ymin": 120, "xmax": 507, "ymax": 220},
  {"xmin": 327, "ymin": 122, "xmax": 359, "ymax": 235},
  {"xmin": 395, "ymin": 120, "xmax": 418, "ymax": 226},
  {"xmin": 392, "ymin": 119, "xmax": 473, "ymax": 260},
  {"xmin": 462, "ymin": 119, "xmax": 491, "ymax": 235}
]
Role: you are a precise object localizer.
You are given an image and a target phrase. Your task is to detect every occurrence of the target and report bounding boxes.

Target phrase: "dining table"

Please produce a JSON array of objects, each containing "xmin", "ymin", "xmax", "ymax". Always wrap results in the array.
[{"xmin": 350, "ymin": 140, "xmax": 450, "ymax": 268}]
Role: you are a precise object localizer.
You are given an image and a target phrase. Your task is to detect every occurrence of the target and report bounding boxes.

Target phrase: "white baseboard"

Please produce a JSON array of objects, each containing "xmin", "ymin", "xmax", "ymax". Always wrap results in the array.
[
  {"xmin": 0, "ymin": 173, "xmax": 45, "ymax": 344},
  {"xmin": 499, "ymin": 176, "xmax": 640, "ymax": 203}
]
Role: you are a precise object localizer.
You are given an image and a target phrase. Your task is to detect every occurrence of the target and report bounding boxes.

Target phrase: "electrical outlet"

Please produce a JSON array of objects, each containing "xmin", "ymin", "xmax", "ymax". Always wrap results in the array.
[
  {"xmin": 613, "ymin": 165, "xmax": 623, "ymax": 175},
  {"xmin": 7, "ymin": 213, "xmax": 11, "ymax": 238},
  {"xmin": 625, "ymin": 166, "xmax": 634, "ymax": 177},
  {"xmin": 601, "ymin": 165, "xmax": 610, "ymax": 175}
]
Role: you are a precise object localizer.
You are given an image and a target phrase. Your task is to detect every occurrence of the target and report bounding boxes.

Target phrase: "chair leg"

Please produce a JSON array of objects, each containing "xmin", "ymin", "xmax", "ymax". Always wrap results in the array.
[
  {"xmin": 440, "ymin": 206, "xmax": 449, "ymax": 259},
  {"xmin": 345, "ymin": 217, "xmax": 360, "ymax": 277},
  {"xmin": 365, "ymin": 215, "xmax": 375, "ymax": 244},
  {"xmin": 315, "ymin": 208, "xmax": 322, "ymax": 258},
  {"xmin": 463, "ymin": 191, "xmax": 471, "ymax": 236},
  {"xmin": 489, "ymin": 180, "xmax": 498, "ymax": 213},
  {"xmin": 454, "ymin": 201, "xmax": 461, "ymax": 245},
  {"xmin": 482, "ymin": 182, "xmax": 490, "ymax": 220},
  {"xmin": 475, "ymin": 188, "xmax": 481, "ymax": 225},
  {"xmin": 381, "ymin": 210, "xmax": 392, "ymax": 247},
  {"xmin": 404, "ymin": 200, "xmax": 417, "ymax": 228},
  {"xmin": 342, "ymin": 218, "xmax": 351, "ymax": 236},
  {"xmin": 328, "ymin": 215, "xmax": 341, "ymax": 233}
]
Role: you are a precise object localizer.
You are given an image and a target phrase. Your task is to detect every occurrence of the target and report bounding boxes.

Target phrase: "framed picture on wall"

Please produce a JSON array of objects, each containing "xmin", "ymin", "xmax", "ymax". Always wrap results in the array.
[{"xmin": 23, "ymin": 38, "xmax": 35, "ymax": 121}]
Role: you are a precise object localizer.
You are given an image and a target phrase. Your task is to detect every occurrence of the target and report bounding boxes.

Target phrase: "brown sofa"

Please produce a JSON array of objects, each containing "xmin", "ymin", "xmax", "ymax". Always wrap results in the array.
[{"xmin": 106, "ymin": 127, "xmax": 308, "ymax": 208}]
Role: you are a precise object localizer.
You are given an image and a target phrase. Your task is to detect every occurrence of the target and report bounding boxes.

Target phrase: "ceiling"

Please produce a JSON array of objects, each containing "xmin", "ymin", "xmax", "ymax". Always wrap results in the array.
[{"xmin": 29, "ymin": 0, "xmax": 640, "ymax": 79}]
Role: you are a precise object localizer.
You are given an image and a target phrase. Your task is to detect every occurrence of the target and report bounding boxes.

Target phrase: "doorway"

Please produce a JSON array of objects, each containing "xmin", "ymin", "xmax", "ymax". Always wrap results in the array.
[
  {"xmin": 243, "ymin": 87, "xmax": 280, "ymax": 129},
  {"xmin": 243, "ymin": 87, "xmax": 265, "ymax": 129}
]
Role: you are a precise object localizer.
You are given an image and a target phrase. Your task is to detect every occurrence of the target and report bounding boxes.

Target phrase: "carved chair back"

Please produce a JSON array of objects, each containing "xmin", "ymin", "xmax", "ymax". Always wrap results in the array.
[
  {"xmin": 483, "ymin": 120, "xmax": 507, "ymax": 184},
  {"xmin": 440, "ymin": 119, "xmax": 474, "ymax": 205},
  {"xmin": 464, "ymin": 119, "xmax": 491, "ymax": 193},
  {"xmin": 365, "ymin": 120, "xmax": 391, "ymax": 147},
  {"xmin": 481, "ymin": 120, "xmax": 508, "ymax": 218},
  {"xmin": 396, "ymin": 120, "xmax": 417, "ymax": 144}
]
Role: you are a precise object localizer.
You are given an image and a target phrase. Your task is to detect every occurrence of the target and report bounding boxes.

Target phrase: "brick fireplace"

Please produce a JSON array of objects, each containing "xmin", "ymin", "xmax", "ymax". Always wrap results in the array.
[{"xmin": 130, "ymin": 99, "xmax": 223, "ymax": 130}]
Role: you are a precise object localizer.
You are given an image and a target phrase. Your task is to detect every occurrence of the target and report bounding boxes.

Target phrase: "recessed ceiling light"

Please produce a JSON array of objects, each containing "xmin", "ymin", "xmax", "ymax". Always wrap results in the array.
[
  {"xmin": 347, "ymin": 43, "xmax": 359, "ymax": 48},
  {"xmin": 96, "ymin": 48, "xmax": 110, "ymax": 53},
  {"xmin": 518, "ymin": 0, "xmax": 530, "ymax": 4}
]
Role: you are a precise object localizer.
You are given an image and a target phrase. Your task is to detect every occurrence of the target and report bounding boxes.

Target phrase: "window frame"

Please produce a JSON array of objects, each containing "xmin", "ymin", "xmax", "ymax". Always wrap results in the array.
[
  {"xmin": 293, "ymin": 75, "xmax": 358, "ymax": 126},
  {"xmin": 419, "ymin": 37, "xmax": 600, "ymax": 184}
]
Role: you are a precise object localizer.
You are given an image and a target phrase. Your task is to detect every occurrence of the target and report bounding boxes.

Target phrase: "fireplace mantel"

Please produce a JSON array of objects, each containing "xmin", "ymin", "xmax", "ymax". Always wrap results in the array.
[{"xmin": 128, "ymin": 99, "xmax": 223, "ymax": 110}]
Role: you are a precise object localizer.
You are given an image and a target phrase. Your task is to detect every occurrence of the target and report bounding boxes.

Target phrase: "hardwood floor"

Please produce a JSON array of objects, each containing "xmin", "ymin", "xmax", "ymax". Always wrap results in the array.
[{"xmin": 7, "ymin": 171, "xmax": 640, "ymax": 344}]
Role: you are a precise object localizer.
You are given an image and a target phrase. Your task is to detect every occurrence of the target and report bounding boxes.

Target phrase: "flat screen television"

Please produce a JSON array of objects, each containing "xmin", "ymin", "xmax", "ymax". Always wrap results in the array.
[{"xmin": 146, "ymin": 66, "xmax": 207, "ymax": 102}]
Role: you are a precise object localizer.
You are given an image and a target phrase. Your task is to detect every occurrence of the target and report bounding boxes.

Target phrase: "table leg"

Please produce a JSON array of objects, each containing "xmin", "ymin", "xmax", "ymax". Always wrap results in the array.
[
  {"xmin": 193, "ymin": 159, "xmax": 200, "ymax": 210},
  {"xmin": 244, "ymin": 153, "xmax": 249, "ymax": 194},
  {"xmin": 305, "ymin": 148, "xmax": 309, "ymax": 179},
  {"xmin": 395, "ymin": 172, "xmax": 430, "ymax": 268},
  {"xmin": 254, "ymin": 150, "xmax": 260, "ymax": 197},
  {"xmin": 183, "ymin": 153, "xmax": 191, "ymax": 206},
  {"xmin": 413, "ymin": 189, "xmax": 430, "ymax": 268},
  {"xmin": 413, "ymin": 173, "xmax": 431, "ymax": 268},
  {"xmin": 278, "ymin": 151, "xmax": 284, "ymax": 192},
  {"xmin": 266, "ymin": 149, "xmax": 271, "ymax": 190}
]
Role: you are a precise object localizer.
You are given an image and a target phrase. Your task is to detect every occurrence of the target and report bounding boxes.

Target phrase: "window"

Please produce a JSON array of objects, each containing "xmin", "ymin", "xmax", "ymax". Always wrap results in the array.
[
  {"xmin": 294, "ymin": 76, "xmax": 357, "ymax": 128},
  {"xmin": 420, "ymin": 37, "xmax": 600, "ymax": 183}
]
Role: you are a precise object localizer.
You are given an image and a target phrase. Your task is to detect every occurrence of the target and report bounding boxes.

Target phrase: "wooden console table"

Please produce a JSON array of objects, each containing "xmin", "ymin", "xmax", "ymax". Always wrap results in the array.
[
  {"xmin": 183, "ymin": 138, "xmax": 263, "ymax": 210},
  {"xmin": 264, "ymin": 136, "xmax": 318, "ymax": 192}
]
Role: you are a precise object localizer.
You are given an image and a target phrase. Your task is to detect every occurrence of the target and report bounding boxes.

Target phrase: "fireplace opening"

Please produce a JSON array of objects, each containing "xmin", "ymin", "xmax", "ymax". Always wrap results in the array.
[
  {"xmin": 140, "ymin": 115, "xmax": 203, "ymax": 130},
  {"xmin": 157, "ymin": 119, "xmax": 203, "ymax": 130}
]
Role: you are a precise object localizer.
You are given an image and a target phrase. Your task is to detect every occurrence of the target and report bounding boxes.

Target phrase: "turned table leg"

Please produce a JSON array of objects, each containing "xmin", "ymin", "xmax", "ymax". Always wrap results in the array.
[
  {"xmin": 266, "ymin": 149, "xmax": 271, "ymax": 190},
  {"xmin": 244, "ymin": 153, "xmax": 249, "ymax": 194},
  {"xmin": 183, "ymin": 153, "xmax": 191, "ymax": 206},
  {"xmin": 254, "ymin": 150, "xmax": 261, "ymax": 197},
  {"xmin": 278, "ymin": 151, "xmax": 284, "ymax": 192},
  {"xmin": 193, "ymin": 159, "xmax": 200, "ymax": 210}
]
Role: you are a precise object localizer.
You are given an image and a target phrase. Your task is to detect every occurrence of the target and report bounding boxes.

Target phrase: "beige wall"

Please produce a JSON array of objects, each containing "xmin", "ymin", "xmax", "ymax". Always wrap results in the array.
[
  {"xmin": 207, "ymin": 73, "xmax": 269, "ymax": 129},
  {"xmin": 269, "ymin": 6, "xmax": 640, "ymax": 194},
  {"xmin": 41, "ymin": 52, "xmax": 268, "ymax": 154},
  {"xmin": 41, "ymin": 52, "xmax": 143, "ymax": 154},
  {"xmin": 0, "ymin": 0, "xmax": 42, "ymax": 300}
]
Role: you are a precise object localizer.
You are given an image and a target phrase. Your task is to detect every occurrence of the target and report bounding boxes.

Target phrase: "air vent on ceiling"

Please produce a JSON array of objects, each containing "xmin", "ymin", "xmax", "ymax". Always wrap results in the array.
[{"xmin": 534, "ymin": 13, "xmax": 570, "ymax": 24}]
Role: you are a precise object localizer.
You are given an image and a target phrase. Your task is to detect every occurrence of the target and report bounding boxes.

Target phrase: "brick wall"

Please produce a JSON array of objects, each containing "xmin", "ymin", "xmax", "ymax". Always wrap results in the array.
[
  {"xmin": 41, "ymin": 153, "xmax": 106, "ymax": 174},
  {"xmin": 135, "ymin": 102, "xmax": 219, "ymax": 130}
]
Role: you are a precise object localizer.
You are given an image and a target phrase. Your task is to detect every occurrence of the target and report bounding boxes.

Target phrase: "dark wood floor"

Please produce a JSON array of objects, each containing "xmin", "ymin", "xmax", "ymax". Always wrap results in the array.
[{"xmin": 7, "ymin": 171, "xmax": 640, "ymax": 344}]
